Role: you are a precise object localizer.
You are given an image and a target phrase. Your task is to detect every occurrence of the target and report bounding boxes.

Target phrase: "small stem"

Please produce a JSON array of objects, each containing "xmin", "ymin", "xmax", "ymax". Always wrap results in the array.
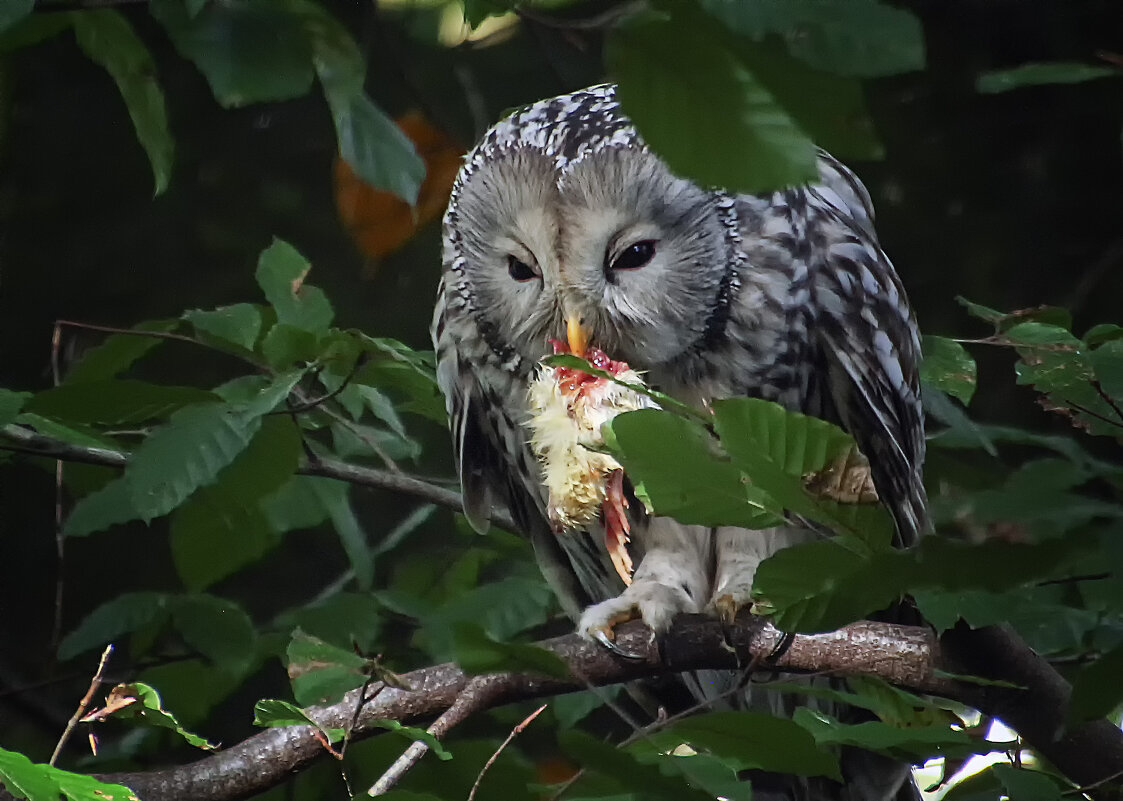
[
  {"xmin": 467, "ymin": 704, "xmax": 547, "ymax": 801},
  {"xmin": 50, "ymin": 645, "xmax": 114, "ymax": 765}
]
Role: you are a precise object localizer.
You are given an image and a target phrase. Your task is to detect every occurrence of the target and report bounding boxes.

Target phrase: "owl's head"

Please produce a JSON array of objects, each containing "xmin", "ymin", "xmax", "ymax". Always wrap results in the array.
[{"xmin": 441, "ymin": 85, "xmax": 741, "ymax": 373}]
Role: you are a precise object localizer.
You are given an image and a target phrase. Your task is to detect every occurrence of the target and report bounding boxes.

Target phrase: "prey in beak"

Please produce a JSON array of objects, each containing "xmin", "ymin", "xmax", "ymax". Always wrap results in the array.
[{"xmin": 526, "ymin": 315, "xmax": 655, "ymax": 585}]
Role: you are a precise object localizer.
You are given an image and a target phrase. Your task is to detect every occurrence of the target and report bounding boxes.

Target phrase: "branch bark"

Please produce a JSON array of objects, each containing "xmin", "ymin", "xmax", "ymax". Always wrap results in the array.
[{"xmin": 0, "ymin": 615, "xmax": 1113, "ymax": 801}]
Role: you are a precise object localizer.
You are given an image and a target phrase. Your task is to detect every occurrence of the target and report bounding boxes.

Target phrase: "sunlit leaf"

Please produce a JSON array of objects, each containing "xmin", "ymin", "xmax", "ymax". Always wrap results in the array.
[
  {"xmin": 560, "ymin": 729, "xmax": 718, "ymax": 801},
  {"xmin": 308, "ymin": 477, "xmax": 373, "ymax": 590},
  {"xmin": 921, "ymin": 336, "xmax": 977, "ymax": 405},
  {"xmin": 0, "ymin": 745, "xmax": 138, "ymax": 801},
  {"xmin": 71, "ymin": 9, "xmax": 173, "ymax": 195},
  {"xmin": 255, "ymin": 239, "xmax": 334, "ymax": 334},
  {"xmin": 276, "ymin": 592, "xmax": 382, "ymax": 653},
  {"xmin": 1091, "ymin": 339, "xmax": 1123, "ymax": 404},
  {"xmin": 253, "ymin": 698, "xmax": 344, "ymax": 743},
  {"xmin": 371, "ymin": 720, "xmax": 452, "ymax": 761},
  {"xmin": 608, "ymin": 409, "xmax": 785, "ymax": 528},
  {"xmin": 87, "ymin": 682, "xmax": 217, "ymax": 750}
]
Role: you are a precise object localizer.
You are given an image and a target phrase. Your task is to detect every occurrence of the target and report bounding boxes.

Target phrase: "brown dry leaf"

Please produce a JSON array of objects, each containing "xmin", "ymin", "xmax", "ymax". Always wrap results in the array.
[{"xmin": 334, "ymin": 110, "xmax": 464, "ymax": 270}]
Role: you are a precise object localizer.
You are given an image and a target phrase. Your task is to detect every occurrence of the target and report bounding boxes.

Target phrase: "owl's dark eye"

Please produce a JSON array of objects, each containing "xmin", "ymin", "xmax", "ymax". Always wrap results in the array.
[
  {"xmin": 507, "ymin": 255, "xmax": 538, "ymax": 282},
  {"xmin": 609, "ymin": 240, "xmax": 657, "ymax": 272}
]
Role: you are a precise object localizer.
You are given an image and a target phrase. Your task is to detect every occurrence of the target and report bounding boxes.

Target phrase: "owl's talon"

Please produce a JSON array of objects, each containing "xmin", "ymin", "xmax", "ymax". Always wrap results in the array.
[
  {"xmin": 768, "ymin": 632, "xmax": 796, "ymax": 663},
  {"xmin": 590, "ymin": 627, "xmax": 644, "ymax": 660}
]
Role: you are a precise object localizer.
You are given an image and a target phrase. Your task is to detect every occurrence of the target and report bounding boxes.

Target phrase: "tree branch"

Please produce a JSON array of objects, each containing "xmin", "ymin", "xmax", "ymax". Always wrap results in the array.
[
  {"xmin": 0, "ymin": 615, "xmax": 1107, "ymax": 801},
  {"xmin": 0, "ymin": 423, "xmax": 519, "ymax": 533}
]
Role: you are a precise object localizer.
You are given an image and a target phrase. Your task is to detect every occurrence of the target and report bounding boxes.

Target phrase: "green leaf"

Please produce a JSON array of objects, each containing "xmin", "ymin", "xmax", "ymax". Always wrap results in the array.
[
  {"xmin": 126, "ymin": 371, "xmax": 301, "ymax": 522},
  {"xmin": 608, "ymin": 409, "xmax": 785, "ymax": 529},
  {"xmin": 185, "ymin": 303, "xmax": 262, "ymax": 351},
  {"xmin": 331, "ymin": 92, "xmax": 426, "ymax": 207},
  {"xmin": 297, "ymin": 1, "xmax": 425, "ymax": 204},
  {"xmin": 991, "ymin": 764, "xmax": 1065, "ymax": 801},
  {"xmin": 150, "ymin": 0, "xmax": 315, "ymax": 107},
  {"xmin": 560, "ymin": 729, "xmax": 718, "ymax": 801},
  {"xmin": 1070, "ymin": 641, "xmax": 1123, "ymax": 722},
  {"xmin": 1085, "ymin": 323, "xmax": 1123, "ymax": 346},
  {"xmin": 793, "ymin": 708, "xmax": 978, "ymax": 760},
  {"xmin": 371, "ymin": 720, "xmax": 452, "ymax": 761},
  {"xmin": 421, "ymin": 576, "xmax": 555, "ymax": 658},
  {"xmin": 712, "ymin": 398, "xmax": 852, "ymax": 475},
  {"xmin": 170, "ymin": 595, "xmax": 256, "ymax": 673},
  {"xmin": 71, "ymin": 10, "xmax": 174, "ymax": 195},
  {"xmin": 308, "ymin": 477, "xmax": 373, "ymax": 590},
  {"xmin": 126, "ymin": 403, "xmax": 262, "ymax": 521},
  {"xmin": 169, "ymin": 416, "xmax": 298, "ymax": 588},
  {"xmin": 102, "ymin": 682, "xmax": 218, "ymax": 750},
  {"xmin": 253, "ymin": 698, "xmax": 344, "ymax": 743},
  {"xmin": 553, "ymin": 688, "xmax": 618, "ymax": 728},
  {"xmin": 711, "ymin": 397, "xmax": 893, "ymax": 544},
  {"xmin": 255, "ymin": 239, "xmax": 334, "ymax": 333},
  {"xmin": 170, "ymin": 495, "xmax": 276, "ymax": 589},
  {"xmin": 701, "ymin": 0, "xmax": 925, "ymax": 77},
  {"xmin": 609, "ymin": 14, "xmax": 817, "ymax": 193},
  {"xmin": 65, "ymin": 318, "xmax": 179, "ymax": 384},
  {"xmin": 58, "ymin": 592, "xmax": 168, "ymax": 660},
  {"xmin": 0, "ymin": 389, "xmax": 31, "ymax": 427},
  {"xmin": 64, "ymin": 477, "xmax": 141, "ymax": 538},
  {"xmin": 977, "ymin": 62, "xmax": 1120, "ymax": 93},
  {"xmin": 261, "ymin": 324, "xmax": 320, "ymax": 369},
  {"xmin": 0, "ymin": 745, "xmax": 138, "ymax": 801},
  {"xmin": 0, "ymin": 12, "xmax": 71, "ymax": 53},
  {"xmin": 1091, "ymin": 339, "xmax": 1123, "ymax": 404},
  {"xmin": 263, "ymin": 475, "xmax": 331, "ymax": 532},
  {"xmin": 921, "ymin": 336, "xmax": 977, "ymax": 405},
  {"xmin": 276, "ymin": 591, "xmax": 382, "ymax": 653},
  {"xmin": 734, "ymin": 39, "xmax": 883, "ymax": 161},
  {"xmin": 755, "ymin": 529, "xmax": 1097, "ymax": 632},
  {"xmin": 286, "ymin": 629, "xmax": 370, "ymax": 706},
  {"xmin": 451, "ymin": 622, "xmax": 569, "ymax": 679},
  {"xmin": 0, "ymin": 0, "xmax": 34, "ymax": 35},
  {"xmin": 14, "ymin": 412, "xmax": 121, "ymax": 451},
  {"xmin": 638, "ymin": 710, "xmax": 840, "ymax": 778},
  {"xmin": 27, "ymin": 381, "xmax": 217, "ymax": 425}
]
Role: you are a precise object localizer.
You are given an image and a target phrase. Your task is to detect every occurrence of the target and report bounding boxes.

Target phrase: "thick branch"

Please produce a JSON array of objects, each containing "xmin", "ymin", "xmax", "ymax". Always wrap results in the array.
[
  {"xmin": 0, "ymin": 423, "xmax": 518, "ymax": 533},
  {"xmin": 87, "ymin": 616, "xmax": 956, "ymax": 801}
]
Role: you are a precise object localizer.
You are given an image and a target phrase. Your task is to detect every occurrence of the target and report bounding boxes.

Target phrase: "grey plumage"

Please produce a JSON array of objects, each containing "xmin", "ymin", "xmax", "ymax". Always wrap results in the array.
[{"xmin": 432, "ymin": 84, "xmax": 927, "ymax": 800}]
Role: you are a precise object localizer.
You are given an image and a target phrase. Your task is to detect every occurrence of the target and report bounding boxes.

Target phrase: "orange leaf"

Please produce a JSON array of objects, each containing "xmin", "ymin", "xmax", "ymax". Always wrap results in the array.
[{"xmin": 334, "ymin": 110, "xmax": 464, "ymax": 267}]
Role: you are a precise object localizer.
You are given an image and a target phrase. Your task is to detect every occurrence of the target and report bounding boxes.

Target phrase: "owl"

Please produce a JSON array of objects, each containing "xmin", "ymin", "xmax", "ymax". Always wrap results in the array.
[{"xmin": 432, "ymin": 84, "xmax": 926, "ymax": 800}]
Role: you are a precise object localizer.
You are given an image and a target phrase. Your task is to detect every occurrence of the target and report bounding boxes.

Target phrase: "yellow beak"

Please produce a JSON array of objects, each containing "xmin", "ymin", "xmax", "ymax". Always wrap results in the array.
[{"xmin": 566, "ymin": 316, "xmax": 589, "ymax": 356}]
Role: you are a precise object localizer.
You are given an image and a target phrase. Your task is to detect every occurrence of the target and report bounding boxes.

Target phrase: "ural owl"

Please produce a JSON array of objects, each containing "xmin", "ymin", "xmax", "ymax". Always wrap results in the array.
[{"xmin": 432, "ymin": 84, "xmax": 926, "ymax": 800}]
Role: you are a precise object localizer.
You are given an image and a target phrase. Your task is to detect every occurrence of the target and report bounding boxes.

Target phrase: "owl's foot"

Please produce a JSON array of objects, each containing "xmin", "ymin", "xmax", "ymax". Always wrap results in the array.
[{"xmin": 579, "ymin": 579, "xmax": 696, "ymax": 658}]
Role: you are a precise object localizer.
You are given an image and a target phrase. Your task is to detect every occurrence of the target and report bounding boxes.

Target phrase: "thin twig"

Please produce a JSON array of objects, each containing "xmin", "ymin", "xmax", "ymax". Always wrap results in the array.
[
  {"xmin": 467, "ymin": 703, "xmax": 547, "ymax": 801},
  {"xmin": 50, "ymin": 323, "xmax": 65, "ymax": 660},
  {"xmin": 55, "ymin": 319, "xmax": 202, "ymax": 349},
  {"xmin": 0, "ymin": 423, "xmax": 520, "ymax": 534},
  {"xmin": 367, "ymin": 675, "xmax": 505, "ymax": 796},
  {"xmin": 50, "ymin": 645, "xmax": 114, "ymax": 766}
]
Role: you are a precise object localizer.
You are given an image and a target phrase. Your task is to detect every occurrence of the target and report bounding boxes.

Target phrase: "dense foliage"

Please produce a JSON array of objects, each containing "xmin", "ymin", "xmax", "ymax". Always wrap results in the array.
[{"xmin": 0, "ymin": 1, "xmax": 1121, "ymax": 800}]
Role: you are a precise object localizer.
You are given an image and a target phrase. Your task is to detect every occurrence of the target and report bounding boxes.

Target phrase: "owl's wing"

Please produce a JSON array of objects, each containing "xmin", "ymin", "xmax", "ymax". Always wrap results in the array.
[{"xmin": 805, "ymin": 154, "xmax": 929, "ymax": 547}]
